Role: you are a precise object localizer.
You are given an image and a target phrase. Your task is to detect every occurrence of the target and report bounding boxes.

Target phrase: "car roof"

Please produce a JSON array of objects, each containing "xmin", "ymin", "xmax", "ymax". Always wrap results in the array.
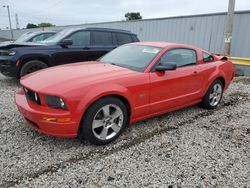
[
  {"xmin": 86, "ymin": 27, "xmax": 132, "ymax": 34},
  {"xmin": 24, "ymin": 31, "xmax": 58, "ymax": 35},
  {"xmin": 62, "ymin": 27, "xmax": 136, "ymax": 35},
  {"xmin": 129, "ymin": 41, "xmax": 199, "ymax": 49}
]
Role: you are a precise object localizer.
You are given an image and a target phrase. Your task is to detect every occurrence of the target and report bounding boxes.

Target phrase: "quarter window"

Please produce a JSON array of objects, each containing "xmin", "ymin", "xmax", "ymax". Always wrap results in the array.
[
  {"xmin": 203, "ymin": 52, "xmax": 214, "ymax": 62},
  {"xmin": 159, "ymin": 48, "xmax": 197, "ymax": 68},
  {"xmin": 116, "ymin": 33, "xmax": 133, "ymax": 45},
  {"xmin": 66, "ymin": 31, "xmax": 90, "ymax": 46},
  {"xmin": 92, "ymin": 31, "xmax": 112, "ymax": 45}
]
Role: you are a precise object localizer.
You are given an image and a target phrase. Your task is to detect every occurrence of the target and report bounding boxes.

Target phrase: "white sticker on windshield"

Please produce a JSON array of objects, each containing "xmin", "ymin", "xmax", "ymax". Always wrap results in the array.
[{"xmin": 142, "ymin": 48, "xmax": 159, "ymax": 54}]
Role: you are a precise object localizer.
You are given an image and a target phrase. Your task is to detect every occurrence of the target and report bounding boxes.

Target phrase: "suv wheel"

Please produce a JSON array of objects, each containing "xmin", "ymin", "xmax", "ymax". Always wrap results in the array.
[{"xmin": 20, "ymin": 60, "xmax": 48, "ymax": 77}]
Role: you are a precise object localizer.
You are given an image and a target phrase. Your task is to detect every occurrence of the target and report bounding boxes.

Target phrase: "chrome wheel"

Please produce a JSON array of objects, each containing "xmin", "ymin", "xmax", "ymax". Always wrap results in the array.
[
  {"xmin": 209, "ymin": 83, "xmax": 222, "ymax": 106},
  {"xmin": 92, "ymin": 104, "xmax": 124, "ymax": 141}
]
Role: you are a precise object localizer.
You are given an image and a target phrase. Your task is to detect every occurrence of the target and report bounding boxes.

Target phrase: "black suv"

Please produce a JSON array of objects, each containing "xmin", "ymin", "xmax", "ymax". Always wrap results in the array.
[{"xmin": 0, "ymin": 28, "xmax": 139, "ymax": 78}]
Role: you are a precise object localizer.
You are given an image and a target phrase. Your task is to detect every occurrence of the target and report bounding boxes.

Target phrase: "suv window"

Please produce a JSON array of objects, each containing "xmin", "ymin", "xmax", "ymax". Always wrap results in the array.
[
  {"xmin": 66, "ymin": 31, "xmax": 90, "ymax": 46},
  {"xmin": 116, "ymin": 33, "xmax": 133, "ymax": 45},
  {"xmin": 43, "ymin": 33, "xmax": 55, "ymax": 40},
  {"xmin": 92, "ymin": 31, "xmax": 112, "ymax": 45},
  {"xmin": 31, "ymin": 33, "xmax": 54, "ymax": 42},
  {"xmin": 159, "ymin": 48, "xmax": 197, "ymax": 68},
  {"xmin": 203, "ymin": 52, "xmax": 214, "ymax": 62}
]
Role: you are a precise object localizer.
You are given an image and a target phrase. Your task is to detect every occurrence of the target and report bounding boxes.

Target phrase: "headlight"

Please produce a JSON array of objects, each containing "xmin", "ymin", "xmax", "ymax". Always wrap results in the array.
[
  {"xmin": 8, "ymin": 51, "xmax": 16, "ymax": 56},
  {"xmin": 45, "ymin": 95, "xmax": 68, "ymax": 110},
  {"xmin": 0, "ymin": 50, "xmax": 16, "ymax": 56}
]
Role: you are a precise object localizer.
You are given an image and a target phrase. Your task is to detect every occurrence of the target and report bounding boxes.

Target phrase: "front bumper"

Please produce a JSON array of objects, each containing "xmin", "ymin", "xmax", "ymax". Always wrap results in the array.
[
  {"xmin": 15, "ymin": 89, "xmax": 79, "ymax": 138},
  {"xmin": 0, "ymin": 57, "xmax": 19, "ymax": 77}
]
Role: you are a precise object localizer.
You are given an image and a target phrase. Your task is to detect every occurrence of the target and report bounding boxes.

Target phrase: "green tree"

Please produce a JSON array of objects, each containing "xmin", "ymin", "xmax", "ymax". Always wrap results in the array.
[
  {"xmin": 26, "ymin": 23, "xmax": 38, "ymax": 29},
  {"xmin": 125, "ymin": 12, "xmax": 142, "ymax": 21},
  {"xmin": 37, "ymin": 22, "xmax": 55, "ymax": 28}
]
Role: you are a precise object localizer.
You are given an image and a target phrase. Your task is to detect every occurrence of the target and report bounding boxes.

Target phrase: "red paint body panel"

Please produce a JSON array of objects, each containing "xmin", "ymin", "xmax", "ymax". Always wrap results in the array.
[{"xmin": 15, "ymin": 42, "xmax": 234, "ymax": 138}]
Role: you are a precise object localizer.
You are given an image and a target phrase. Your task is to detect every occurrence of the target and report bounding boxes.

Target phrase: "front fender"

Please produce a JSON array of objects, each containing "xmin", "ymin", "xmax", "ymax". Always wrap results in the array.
[
  {"xmin": 75, "ymin": 83, "xmax": 133, "ymax": 122},
  {"xmin": 19, "ymin": 54, "xmax": 52, "ymax": 65}
]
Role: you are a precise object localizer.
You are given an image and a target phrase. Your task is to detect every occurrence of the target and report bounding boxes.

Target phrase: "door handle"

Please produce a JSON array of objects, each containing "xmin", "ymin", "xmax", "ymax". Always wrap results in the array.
[{"xmin": 83, "ymin": 47, "xmax": 90, "ymax": 50}]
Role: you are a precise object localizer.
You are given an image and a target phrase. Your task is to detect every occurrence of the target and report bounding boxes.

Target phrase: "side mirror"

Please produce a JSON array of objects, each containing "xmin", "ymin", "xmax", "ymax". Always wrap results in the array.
[
  {"xmin": 59, "ymin": 39, "xmax": 73, "ymax": 47},
  {"xmin": 155, "ymin": 63, "xmax": 177, "ymax": 71}
]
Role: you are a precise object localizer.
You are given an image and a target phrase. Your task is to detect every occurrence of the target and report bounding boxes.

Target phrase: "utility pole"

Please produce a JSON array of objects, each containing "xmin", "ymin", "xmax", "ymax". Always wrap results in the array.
[
  {"xmin": 15, "ymin": 13, "xmax": 20, "ymax": 29},
  {"xmin": 224, "ymin": 0, "xmax": 235, "ymax": 55},
  {"xmin": 3, "ymin": 5, "xmax": 14, "ymax": 41}
]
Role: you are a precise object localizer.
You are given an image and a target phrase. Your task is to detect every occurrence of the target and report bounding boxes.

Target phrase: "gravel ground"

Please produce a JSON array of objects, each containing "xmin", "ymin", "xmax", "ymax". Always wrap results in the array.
[{"xmin": 0, "ymin": 73, "xmax": 249, "ymax": 188}]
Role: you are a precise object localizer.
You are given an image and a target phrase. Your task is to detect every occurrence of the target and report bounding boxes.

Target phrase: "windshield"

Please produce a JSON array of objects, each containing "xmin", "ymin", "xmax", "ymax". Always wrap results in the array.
[
  {"xmin": 40, "ymin": 30, "xmax": 72, "ymax": 45},
  {"xmin": 16, "ymin": 32, "xmax": 34, "ymax": 42},
  {"xmin": 100, "ymin": 45, "xmax": 162, "ymax": 72}
]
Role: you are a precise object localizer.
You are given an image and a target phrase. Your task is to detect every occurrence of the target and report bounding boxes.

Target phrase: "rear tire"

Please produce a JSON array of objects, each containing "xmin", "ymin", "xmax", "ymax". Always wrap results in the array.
[
  {"xmin": 20, "ymin": 60, "xmax": 48, "ymax": 77},
  {"xmin": 79, "ymin": 96, "xmax": 128, "ymax": 145},
  {"xmin": 201, "ymin": 79, "xmax": 223, "ymax": 109}
]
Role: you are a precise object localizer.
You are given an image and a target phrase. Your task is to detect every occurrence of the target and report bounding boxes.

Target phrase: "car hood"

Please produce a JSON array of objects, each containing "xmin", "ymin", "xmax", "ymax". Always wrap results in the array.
[
  {"xmin": 0, "ymin": 41, "xmax": 46, "ymax": 50},
  {"xmin": 21, "ymin": 61, "xmax": 138, "ymax": 94}
]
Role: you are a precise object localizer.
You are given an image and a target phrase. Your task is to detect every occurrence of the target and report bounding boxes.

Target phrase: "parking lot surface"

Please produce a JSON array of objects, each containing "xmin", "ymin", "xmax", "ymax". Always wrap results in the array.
[{"xmin": 0, "ymin": 73, "xmax": 249, "ymax": 188}]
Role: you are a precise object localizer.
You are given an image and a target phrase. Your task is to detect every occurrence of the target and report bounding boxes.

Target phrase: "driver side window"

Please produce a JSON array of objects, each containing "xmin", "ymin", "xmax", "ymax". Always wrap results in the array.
[
  {"xmin": 66, "ymin": 31, "xmax": 90, "ymax": 46},
  {"xmin": 159, "ymin": 48, "xmax": 197, "ymax": 68}
]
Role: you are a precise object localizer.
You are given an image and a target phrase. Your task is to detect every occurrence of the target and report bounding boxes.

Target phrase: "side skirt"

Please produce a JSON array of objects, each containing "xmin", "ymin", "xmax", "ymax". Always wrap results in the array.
[{"xmin": 130, "ymin": 99, "xmax": 202, "ymax": 124}]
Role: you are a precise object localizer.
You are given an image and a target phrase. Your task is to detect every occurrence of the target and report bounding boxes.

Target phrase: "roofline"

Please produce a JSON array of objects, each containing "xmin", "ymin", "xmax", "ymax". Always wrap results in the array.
[
  {"xmin": 7, "ymin": 10, "xmax": 250, "ymax": 31},
  {"xmin": 55, "ymin": 10, "xmax": 250, "ymax": 27},
  {"xmin": 120, "ymin": 10, "xmax": 250, "ymax": 23},
  {"xmin": 85, "ymin": 27, "xmax": 132, "ymax": 34},
  {"xmin": 62, "ymin": 27, "xmax": 135, "ymax": 34}
]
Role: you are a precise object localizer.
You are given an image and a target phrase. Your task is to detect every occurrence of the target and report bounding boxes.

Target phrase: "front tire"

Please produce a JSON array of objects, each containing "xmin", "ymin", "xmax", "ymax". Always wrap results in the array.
[
  {"xmin": 201, "ymin": 79, "xmax": 223, "ymax": 109},
  {"xmin": 20, "ymin": 60, "xmax": 48, "ymax": 77},
  {"xmin": 79, "ymin": 97, "xmax": 128, "ymax": 145}
]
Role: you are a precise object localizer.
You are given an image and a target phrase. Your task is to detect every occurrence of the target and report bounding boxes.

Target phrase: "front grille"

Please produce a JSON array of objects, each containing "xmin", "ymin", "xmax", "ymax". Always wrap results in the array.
[{"xmin": 23, "ymin": 87, "xmax": 41, "ymax": 105}]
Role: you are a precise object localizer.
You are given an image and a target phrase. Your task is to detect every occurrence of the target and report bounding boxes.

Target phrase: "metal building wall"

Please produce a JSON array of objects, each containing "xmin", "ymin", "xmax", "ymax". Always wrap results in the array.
[{"xmin": 0, "ymin": 11, "xmax": 250, "ymax": 57}]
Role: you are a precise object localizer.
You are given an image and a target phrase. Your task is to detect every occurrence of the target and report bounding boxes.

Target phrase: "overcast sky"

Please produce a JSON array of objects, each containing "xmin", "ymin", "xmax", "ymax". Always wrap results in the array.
[{"xmin": 0, "ymin": 0, "xmax": 250, "ymax": 29}]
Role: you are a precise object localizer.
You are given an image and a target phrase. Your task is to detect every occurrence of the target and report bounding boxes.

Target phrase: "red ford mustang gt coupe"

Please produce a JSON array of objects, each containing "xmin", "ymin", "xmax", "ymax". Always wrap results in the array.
[{"xmin": 15, "ymin": 42, "xmax": 234, "ymax": 145}]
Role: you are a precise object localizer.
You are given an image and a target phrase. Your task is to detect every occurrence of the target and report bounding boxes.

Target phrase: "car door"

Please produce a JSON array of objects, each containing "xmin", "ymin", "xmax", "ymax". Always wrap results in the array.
[
  {"xmin": 149, "ymin": 48, "xmax": 203, "ymax": 113},
  {"xmin": 52, "ymin": 30, "xmax": 93, "ymax": 65},
  {"xmin": 89, "ymin": 31, "xmax": 116, "ymax": 60}
]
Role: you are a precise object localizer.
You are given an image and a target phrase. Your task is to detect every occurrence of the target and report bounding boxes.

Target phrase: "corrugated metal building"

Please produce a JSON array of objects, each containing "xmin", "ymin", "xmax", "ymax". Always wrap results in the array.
[{"xmin": 0, "ymin": 11, "xmax": 250, "ymax": 57}]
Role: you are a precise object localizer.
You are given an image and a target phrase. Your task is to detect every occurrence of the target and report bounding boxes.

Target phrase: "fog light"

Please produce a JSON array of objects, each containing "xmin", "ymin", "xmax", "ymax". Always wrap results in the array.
[
  {"xmin": 42, "ymin": 117, "xmax": 57, "ymax": 122},
  {"xmin": 57, "ymin": 117, "xmax": 71, "ymax": 123},
  {"xmin": 42, "ymin": 117, "xmax": 71, "ymax": 123}
]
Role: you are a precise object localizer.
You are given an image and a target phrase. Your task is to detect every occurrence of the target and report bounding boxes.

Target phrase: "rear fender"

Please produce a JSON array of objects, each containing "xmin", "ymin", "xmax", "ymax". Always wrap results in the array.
[{"xmin": 201, "ymin": 65, "xmax": 226, "ymax": 96}]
